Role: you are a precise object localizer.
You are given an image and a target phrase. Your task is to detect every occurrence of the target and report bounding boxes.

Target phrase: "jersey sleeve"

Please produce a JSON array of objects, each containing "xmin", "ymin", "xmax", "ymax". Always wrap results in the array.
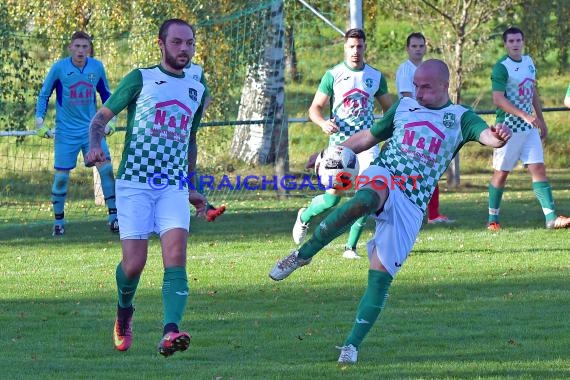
[
  {"xmin": 567, "ymin": 83, "xmax": 570, "ymax": 98},
  {"xmin": 190, "ymin": 83, "xmax": 208, "ymax": 133},
  {"xmin": 460, "ymin": 108, "xmax": 489, "ymax": 142},
  {"xmin": 191, "ymin": 101, "xmax": 204, "ymax": 132},
  {"xmin": 374, "ymin": 74, "xmax": 389, "ymax": 97},
  {"xmin": 96, "ymin": 61, "xmax": 112, "ymax": 103},
  {"xmin": 35, "ymin": 62, "xmax": 60, "ymax": 118},
  {"xmin": 395, "ymin": 63, "xmax": 414, "ymax": 96},
  {"xmin": 316, "ymin": 70, "xmax": 334, "ymax": 96},
  {"xmin": 104, "ymin": 69, "xmax": 143, "ymax": 115},
  {"xmin": 200, "ymin": 72, "xmax": 210, "ymax": 99},
  {"xmin": 370, "ymin": 99, "xmax": 400, "ymax": 141},
  {"xmin": 491, "ymin": 61, "xmax": 508, "ymax": 92}
]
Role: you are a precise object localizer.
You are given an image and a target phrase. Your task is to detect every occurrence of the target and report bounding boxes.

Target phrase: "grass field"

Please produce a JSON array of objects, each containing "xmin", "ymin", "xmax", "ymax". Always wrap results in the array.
[{"xmin": 1, "ymin": 171, "xmax": 569, "ymax": 379}]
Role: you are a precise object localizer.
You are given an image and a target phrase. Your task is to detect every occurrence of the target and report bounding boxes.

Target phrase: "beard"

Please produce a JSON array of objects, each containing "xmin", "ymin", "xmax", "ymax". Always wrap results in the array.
[{"xmin": 164, "ymin": 50, "xmax": 189, "ymax": 70}]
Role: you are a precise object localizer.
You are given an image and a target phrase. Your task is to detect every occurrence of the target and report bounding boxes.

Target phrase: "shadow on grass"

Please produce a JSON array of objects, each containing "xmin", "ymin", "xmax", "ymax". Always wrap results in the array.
[
  {"xmin": 0, "ymin": 269, "xmax": 568, "ymax": 379},
  {"xmin": 2, "ymin": 181, "xmax": 570, "ymax": 244}
]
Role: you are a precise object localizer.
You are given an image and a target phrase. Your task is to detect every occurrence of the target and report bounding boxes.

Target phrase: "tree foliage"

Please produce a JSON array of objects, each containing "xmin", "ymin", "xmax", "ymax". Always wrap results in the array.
[
  {"xmin": 373, "ymin": 0, "xmax": 521, "ymax": 187},
  {"xmin": 377, "ymin": 0, "xmax": 519, "ymax": 104},
  {"xmin": 1, "ymin": 0, "xmax": 567, "ymax": 139},
  {"xmin": 0, "ymin": 1, "xmax": 44, "ymax": 135},
  {"xmin": 520, "ymin": 0, "xmax": 569, "ymax": 74}
]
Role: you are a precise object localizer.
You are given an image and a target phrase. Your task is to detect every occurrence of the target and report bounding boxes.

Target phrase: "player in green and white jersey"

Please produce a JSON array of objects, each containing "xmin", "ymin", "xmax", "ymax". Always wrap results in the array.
[
  {"xmin": 87, "ymin": 19, "xmax": 208, "ymax": 357},
  {"xmin": 565, "ymin": 83, "xmax": 570, "ymax": 108},
  {"xmin": 270, "ymin": 59, "xmax": 513, "ymax": 364},
  {"xmin": 487, "ymin": 27, "xmax": 570, "ymax": 230},
  {"xmin": 293, "ymin": 28, "xmax": 393, "ymax": 260}
]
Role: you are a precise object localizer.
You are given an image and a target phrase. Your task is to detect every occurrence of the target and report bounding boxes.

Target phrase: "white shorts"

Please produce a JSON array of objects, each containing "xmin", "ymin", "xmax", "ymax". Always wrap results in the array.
[
  {"xmin": 493, "ymin": 128, "xmax": 544, "ymax": 171},
  {"xmin": 359, "ymin": 166, "xmax": 423, "ymax": 277},
  {"xmin": 357, "ymin": 145, "xmax": 379, "ymax": 174},
  {"xmin": 115, "ymin": 179, "xmax": 190, "ymax": 240}
]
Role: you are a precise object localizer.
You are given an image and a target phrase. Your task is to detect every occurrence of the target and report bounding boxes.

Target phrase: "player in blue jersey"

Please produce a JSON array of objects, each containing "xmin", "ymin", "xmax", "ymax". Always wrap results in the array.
[
  {"xmin": 87, "ymin": 19, "xmax": 207, "ymax": 357},
  {"xmin": 270, "ymin": 59, "xmax": 513, "ymax": 364},
  {"xmin": 35, "ymin": 31, "xmax": 118, "ymax": 236}
]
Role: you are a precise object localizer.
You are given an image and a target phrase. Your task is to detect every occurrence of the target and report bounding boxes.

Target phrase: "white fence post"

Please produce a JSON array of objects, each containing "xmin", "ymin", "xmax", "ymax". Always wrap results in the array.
[{"xmin": 93, "ymin": 166, "xmax": 104, "ymax": 205}]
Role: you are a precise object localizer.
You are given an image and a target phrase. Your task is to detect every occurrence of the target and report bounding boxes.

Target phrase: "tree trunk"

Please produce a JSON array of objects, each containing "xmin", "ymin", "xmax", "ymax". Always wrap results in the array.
[
  {"xmin": 446, "ymin": 31, "xmax": 465, "ymax": 188},
  {"xmin": 230, "ymin": 0, "xmax": 287, "ymax": 166},
  {"xmin": 285, "ymin": 25, "xmax": 300, "ymax": 83}
]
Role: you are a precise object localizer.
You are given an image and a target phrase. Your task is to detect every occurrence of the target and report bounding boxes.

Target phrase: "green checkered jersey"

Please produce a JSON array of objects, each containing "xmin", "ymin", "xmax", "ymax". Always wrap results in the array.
[
  {"xmin": 317, "ymin": 62, "xmax": 388, "ymax": 146},
  {"xmin": 491, "ymin": 55, "xmax": 537, "ymax": 133},
  {"xmin": 105, "ymin": 65, "xmax": 205, "ymax": 186},
  {"xmin": 371, "ymin": 98, "xmax": 488, "ymax": 212}
]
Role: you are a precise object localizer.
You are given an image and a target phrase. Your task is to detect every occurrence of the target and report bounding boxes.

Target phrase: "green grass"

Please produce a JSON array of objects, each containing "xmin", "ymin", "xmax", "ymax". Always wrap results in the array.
[{"xmin": 1, "ymin": 171, "xmax": 569, "ymax": 379}]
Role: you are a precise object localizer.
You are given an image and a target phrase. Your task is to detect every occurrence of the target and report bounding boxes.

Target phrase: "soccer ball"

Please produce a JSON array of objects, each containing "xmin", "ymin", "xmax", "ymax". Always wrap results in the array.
[{"xmin": 314, "ymin": 145, "xmax": 359, "ymax": 189}]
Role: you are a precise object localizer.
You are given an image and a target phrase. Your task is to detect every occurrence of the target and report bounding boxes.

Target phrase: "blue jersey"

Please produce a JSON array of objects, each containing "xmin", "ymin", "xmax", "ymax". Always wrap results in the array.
[{"xmin": 36, "ymin": 57, "xmax": 111, "ymax": 139}]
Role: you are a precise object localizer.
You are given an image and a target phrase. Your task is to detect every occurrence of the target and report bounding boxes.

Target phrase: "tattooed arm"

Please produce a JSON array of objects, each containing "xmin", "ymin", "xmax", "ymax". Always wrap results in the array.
[{"xmin": 86, "ymin": 106, "xmax": 115, "ymax": 165}]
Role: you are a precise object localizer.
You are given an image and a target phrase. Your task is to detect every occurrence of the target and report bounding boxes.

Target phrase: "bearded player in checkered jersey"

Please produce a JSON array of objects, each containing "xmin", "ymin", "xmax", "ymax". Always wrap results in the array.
[
  {"xmin": 487, "ymin": 27, "xmax": 570, "ymax": 231},
  {"xmin": 270, "ymin": 59, "xmax": 513, "ymax": 364},
  {"xmin": 292, "ymin": 28, "xmax": 393, "ymax": 260},
  {"xmin": 87, "ymin": 19, "xmax": 208, "ymax": 357}
]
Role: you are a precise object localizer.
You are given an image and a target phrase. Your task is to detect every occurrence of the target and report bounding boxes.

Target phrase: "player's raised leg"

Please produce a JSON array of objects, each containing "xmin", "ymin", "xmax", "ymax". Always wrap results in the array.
[{"xmin": 270, "ymin": 187, "xmax": 383, "ymax": 280}]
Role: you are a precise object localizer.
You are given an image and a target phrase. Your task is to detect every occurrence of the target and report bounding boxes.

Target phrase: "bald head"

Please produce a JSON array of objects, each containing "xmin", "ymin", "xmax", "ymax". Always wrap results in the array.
[
  {"xmin": 417, "ymin": 59, "xmax": 449, "ymax": 82},
  {"xmin": 413, "ymin": 59, "xmax": 450, "ymax": 107}
]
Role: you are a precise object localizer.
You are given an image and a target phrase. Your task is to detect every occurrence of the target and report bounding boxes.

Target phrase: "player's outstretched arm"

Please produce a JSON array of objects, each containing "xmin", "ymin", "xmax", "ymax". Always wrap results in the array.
[
  {"xmin": 86, "ymin": 106, "xmax": 115, "ymax": 165},
  {"xmin": 341, "ymin": 129, "xmax": 381, "ymax": 154},
  {"xmin": 479, "ymin": 123, "xmax": 512, "ymax": 148}
]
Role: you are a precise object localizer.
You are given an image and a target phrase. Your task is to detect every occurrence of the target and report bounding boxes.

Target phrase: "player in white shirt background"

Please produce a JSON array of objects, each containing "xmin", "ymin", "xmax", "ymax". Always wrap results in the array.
[{"xmin": 395, "ymin": 32, "xmax": 454, "ymax": 225}]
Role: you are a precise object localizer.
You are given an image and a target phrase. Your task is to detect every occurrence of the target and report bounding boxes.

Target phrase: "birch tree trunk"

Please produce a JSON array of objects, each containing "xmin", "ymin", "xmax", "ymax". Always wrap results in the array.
[{"xmin": 230, "ymin": 0, "xmax": 287, "ymax": 169}]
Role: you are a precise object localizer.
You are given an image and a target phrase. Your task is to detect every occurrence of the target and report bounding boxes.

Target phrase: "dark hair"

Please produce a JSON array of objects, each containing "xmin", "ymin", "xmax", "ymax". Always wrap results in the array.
[
  {"xmin": 406, "ymin": 32, "xmax": 425, "ymax": 47},
  {"xmin": 70, "ymin": 31, "xmax": 92, "ymax": 43},
  {"xmin": 503, "ymin": 27, "xmax": 524, "ymax": 42},
  {"xmin": 158, "ymin": 19, "xmax": 195, "ymax": 42},
  {"xmin": 345, "ymin": 28, "xmax": 365, "ymax": 42}
]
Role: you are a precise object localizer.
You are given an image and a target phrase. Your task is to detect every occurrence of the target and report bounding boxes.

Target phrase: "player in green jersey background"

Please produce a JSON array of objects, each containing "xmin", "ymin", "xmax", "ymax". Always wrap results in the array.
[
  {"xmin": 292, "ymin": 28, "xmax": 393, "ymax": 260},
  {"xmin": 487, "ymin": 27, "xmax": 570, "ymax": 230}
]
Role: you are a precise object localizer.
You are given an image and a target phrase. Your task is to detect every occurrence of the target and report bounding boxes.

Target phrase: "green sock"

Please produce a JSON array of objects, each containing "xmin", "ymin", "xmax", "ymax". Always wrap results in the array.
[
  {"xmin": 298, "ymin": 189, "xmax": 380, "ymax": 260},
  {"xmin": 488, "ymin": 184, "xmax": 504, "ymax": 223},
  {"xmin": 116, "ymin": 263, "xmax": 140, "ymax": 308},
  {"xmin": 162, "ymin": 266, "xmax": 188, "ymax": 327},
  {"xmin": 344, "ymin": 270, "xmax": 393, "ymax": 348},
  {"xmin": 300, "ymin": 193, "xmax": 341, "ymax": 223},
  {"xmin": 532, "ymin": 181, "xmax": 556, "ymax": 222},
  {"xmin": 346, "ymin": 214, "xmax": 368, "ymax": 250}
]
